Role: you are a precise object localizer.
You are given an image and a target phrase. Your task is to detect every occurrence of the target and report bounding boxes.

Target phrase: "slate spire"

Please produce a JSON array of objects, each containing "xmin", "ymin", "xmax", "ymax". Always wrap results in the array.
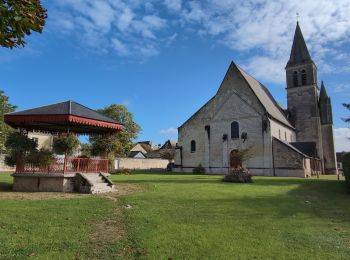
[
  {"xmin": 319, "ymin": 81, "xmax": 329, "ymax": 101},
  {"xmin": 319, "ymin": 81, "xmax": 332, "ymax": 124},
  {"xmin": 287, "ymin": 22, "xmax": 313, "ymax": 67}
]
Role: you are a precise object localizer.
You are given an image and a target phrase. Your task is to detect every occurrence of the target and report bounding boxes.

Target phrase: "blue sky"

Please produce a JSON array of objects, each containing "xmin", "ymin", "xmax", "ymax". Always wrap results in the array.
[{"xmin": 1, "ymin": 0, "xmax": 350, "ymax": 151}]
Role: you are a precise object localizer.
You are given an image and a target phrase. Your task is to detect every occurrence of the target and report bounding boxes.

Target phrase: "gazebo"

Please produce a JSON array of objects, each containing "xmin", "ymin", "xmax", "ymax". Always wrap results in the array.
[{"xmin": 4, "ymin": 100, "xmax": 123, "ymax": 193}]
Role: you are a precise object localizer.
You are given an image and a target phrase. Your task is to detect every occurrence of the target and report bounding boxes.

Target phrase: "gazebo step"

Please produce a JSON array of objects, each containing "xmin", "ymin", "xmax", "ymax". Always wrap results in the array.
[{"xmin": 80, "ymin": 173, "xmax": 116, "ymax": 194}]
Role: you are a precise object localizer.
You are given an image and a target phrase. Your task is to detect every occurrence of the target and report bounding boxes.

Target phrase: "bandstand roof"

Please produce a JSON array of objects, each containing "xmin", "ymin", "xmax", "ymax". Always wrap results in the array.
[{"xmin": 4, "ymin": 100, "xmax": 123, "ymax": 134}]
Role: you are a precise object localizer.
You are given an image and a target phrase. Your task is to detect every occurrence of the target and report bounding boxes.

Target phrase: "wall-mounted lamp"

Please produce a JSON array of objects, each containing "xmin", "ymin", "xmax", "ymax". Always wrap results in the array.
[{"xmin": 241, "ymin": 132, "xmax": 248, "ymax": 142}]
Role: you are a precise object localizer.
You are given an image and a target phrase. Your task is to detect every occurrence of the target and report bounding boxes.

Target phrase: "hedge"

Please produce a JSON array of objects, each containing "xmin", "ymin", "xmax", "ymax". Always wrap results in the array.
[{"xmin": 342, "ymin": 152, "xmax": 350, "ymax": 190}]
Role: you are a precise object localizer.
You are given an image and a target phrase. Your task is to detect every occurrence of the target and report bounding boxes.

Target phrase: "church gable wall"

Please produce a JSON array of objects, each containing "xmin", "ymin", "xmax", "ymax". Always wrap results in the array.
[
  {"xmin": 177, "ymin": 65, "xmax": 275, "ymax": 174},
  {"xmin": 270, "ymin": 119, "xmax": 296, "ymax": 143}
]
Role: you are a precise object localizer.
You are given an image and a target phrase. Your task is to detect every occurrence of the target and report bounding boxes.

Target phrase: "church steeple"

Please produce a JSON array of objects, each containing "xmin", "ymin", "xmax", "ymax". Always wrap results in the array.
[
  {"xmin": 319, "ymin": 81, "xmax": 333, "ymax": 125},
  {"xmin": 287, "ymin": 22, "xmax": 314, "ymax": 67},
  {"xmin": 285, "ymin": 22, "xmax": 317, "ymax": 88},
  {"xmin": 319, "ymin": 81, "xmax": 329, "ymax": 101}
]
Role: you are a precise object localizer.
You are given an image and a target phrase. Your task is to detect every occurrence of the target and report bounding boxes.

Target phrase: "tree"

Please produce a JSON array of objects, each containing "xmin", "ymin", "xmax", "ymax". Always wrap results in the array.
[
  {"xmin": 343, "ymin": 103, "xmax": 350, "ymax": 123},
  {"xmin": 26, "ymin": 148, "xmax": 54, "ymax": 171},
  {"xmin": 52, "ymin": 135, "xmax": 79, "ymax": 156},
  {"xmin": 90, "ymin": 104, "xmax": 141, "ymax": 158},
  {"xmin": 0, "ymin": 90, "xmax": 16, "ymax": 153},
  {"xmin": 80, "ymin": 143, "xmax": 92, "ymax": 157},
  {"xmin": 160, "ymin": 148, "xmax": 175, "ymax": 163},
  {"xmin": 4, "ymin": 131, "xmax": 37, "ymax": 167},
  {"xmin": 0, "ymin": 0, "xmax": 47, "ymax": 48}
]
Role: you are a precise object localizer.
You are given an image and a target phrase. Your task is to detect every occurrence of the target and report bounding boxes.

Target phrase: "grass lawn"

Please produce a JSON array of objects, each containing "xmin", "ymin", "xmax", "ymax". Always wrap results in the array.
[{"xmin": 0, "ymin": 172, "xmax": 349, "ymax": 259}]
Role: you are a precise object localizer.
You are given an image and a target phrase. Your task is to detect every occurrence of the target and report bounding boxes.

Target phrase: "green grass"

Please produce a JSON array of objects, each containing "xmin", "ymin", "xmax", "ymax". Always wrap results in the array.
[
  {"xmin": 110, "ymin": 174, "xmax": 350, "ymax": 259},
  {"xmin": 0, "ymin": 173, "xmax": 349, "ymax": 259}
]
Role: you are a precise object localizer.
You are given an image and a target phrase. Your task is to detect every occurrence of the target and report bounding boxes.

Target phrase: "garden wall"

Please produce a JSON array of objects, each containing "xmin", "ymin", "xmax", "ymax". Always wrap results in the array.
[
  {"xmin": 0, "ymin": 155, "xmax": 15, "ymax": 172},
  {"xmin": 115, "ymin": 158, "xmax": 169, "ymax": 170}
]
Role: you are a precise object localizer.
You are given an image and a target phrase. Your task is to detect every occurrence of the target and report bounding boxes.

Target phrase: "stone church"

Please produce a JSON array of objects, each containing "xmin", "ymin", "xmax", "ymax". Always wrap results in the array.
[{"xmin": 174, "ymin": 22, "xmax": 337, "ymax": 177}]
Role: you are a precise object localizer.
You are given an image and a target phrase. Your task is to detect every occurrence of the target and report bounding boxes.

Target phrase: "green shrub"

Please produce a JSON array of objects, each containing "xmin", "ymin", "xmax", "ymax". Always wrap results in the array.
[
  {"xmin": 26, "ymin": 148, "xmax": 54, "ymax": 168},
  {"xmin": 342, "ymin": 152, "xmax": 350, "ymax": 190},
  {"xmin": 110, "ymin": 169, "xmax": 131, "ymax": 175},
  {"xmin": 192, "ymin": 164, "xmax": 205, "ymax": 174},
  {"xmin": 53, "ymin": 135, "xmax": 79, "ymax": 155},
  {"xmin": 223, "ymin": 169, "xmax": 253, "ymax": 183}
]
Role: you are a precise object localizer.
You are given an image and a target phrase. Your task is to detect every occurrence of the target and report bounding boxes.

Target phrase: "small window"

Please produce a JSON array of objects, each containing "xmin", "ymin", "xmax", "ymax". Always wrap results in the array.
[
  {"xmin": 278, "ymin": 129, "xmax": 281, "ymax": 139},
  {"xmin": 190, "ymin": 140, "xmax": 196, "ymax": 153},
  {"xmin": 301, "ymin": 70, "xmax": 307, "ymax": 85},
  {"xmin": 293, "ymin": 71, "xmax": 298, "ymax": 87},
  {"xmin": 284, "ymin": 132, "xmax": 287, "ymax": 141},
  {"xmin": 290, "ymin": 134, "xmax": 293, "ymax": 142},
  {"xmin": 231, "ymin": 121, "xmax": 239, "ymax": 139}
]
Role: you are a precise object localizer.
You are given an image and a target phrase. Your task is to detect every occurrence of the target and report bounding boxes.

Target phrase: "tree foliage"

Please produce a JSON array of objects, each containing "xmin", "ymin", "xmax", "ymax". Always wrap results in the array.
[
  {"xmin": 26, "ymin": 148, "xmax": 54, "ymax": 169},
  {"xmin": 160, "ymin": 148, "xmax": 175, "ymax": 163},
  {"xmin": 90, "ymin": 104, "xmax": 141, "ymax": 158},
  {"xmin": 0, "ymin": 0, "xmax": 47, "ymax": 48},
  {"xmin": 4, "ymin": 131, "xmax": 37, "ymax": 167},
  {"xmin": 342, "ymin": 152, "xmax": 350, "ymax": 191},
  {"xmin": 343, "ymin": 103, "xmax": 350, "ymax": 123},
  {"xmin": 52, "ymin": 135, "xmax": 79, "ymax": 156},
  {"xmin": 0, "ymin": 90, "xmax": 16, "ymax": 153}
]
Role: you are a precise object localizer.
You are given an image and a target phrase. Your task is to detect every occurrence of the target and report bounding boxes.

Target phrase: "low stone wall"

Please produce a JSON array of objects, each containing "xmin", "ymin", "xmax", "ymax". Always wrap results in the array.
[
  {"xmin": 115, "ymin": 158, "xmax": 169, "ymax": 170},
  {"xmin": 12, "ymin": 173, "xmax": 76, "ymax": 192}
]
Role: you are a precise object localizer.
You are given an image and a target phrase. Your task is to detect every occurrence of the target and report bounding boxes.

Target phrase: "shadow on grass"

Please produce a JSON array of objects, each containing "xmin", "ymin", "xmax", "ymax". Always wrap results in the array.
[{"xmin": 0, "ymin": 182, "xmax": 12, "ymax": 191}]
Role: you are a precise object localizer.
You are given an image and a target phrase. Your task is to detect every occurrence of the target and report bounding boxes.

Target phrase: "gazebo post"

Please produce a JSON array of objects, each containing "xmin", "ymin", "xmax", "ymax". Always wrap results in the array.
[{"xmin": 62, "ymin": 130, "xmax": 70, "ymax": 174}]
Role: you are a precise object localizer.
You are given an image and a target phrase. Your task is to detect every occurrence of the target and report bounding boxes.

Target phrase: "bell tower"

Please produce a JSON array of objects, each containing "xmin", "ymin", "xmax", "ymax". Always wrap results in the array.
[{"xmin": 286, "ymin": 22, "xmax": 324, "ymax": 171}]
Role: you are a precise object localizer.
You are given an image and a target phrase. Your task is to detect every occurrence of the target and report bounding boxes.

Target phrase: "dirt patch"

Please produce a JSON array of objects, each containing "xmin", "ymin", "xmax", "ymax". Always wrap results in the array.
[
  {"xmin": 77, "ymin": 183, "xmax": 145, "ymax": 259},
  {"xmin": 0, "ymin": 180, "xmax": 144, "ymax": 201},
  {"xmin": 0, "ymin": 190, "xmax": 91, "ymax": 200}
]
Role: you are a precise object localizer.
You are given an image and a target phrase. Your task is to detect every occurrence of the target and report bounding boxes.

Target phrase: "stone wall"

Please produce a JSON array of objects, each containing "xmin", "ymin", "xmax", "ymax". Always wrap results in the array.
[
  {"xmin": 287, "ymin": 84, "xmax": 324, "ymax": 172},
  {"xmin": 270, "ymin": 120, "xmax": 296, "ymax": 142},
  {"xmin": 272, "ymin": 138, "xmax": 310, "ymax": 178},
  {"xmin": 28, "ymin": 132, "xmax": 53, "ymax": 149},
  {"xmin": 176, "ymin": 63, "xmax": 281, "ymax": 176},
  {"xmin": 321, "ymin": 124, "xmax": 338, "ymax": 174},
  {"xmin": 115, "ymin": 158, "xmax": 169, "ymax": 170},
  {"xmin": 0, "ymin": 155, "xmax": 14, "ymax": 172},
  {"xmin": 12, "ymin": 175, "xmax": 65, "ymax": 192}
]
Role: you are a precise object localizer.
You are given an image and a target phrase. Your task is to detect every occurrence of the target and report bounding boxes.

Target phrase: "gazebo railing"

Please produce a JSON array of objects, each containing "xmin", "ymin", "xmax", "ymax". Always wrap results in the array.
[{"xmin": 19, "ymin": 157, "xmax": 109, "ymax": 174}]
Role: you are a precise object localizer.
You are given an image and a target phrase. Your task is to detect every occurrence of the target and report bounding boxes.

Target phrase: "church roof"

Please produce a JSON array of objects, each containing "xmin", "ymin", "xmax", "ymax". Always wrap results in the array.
[
  {"xmin": 179, "ymin": 62, "xmax": 293, "ymax": 129},
  {"xmin": 274, "ymin": 138, "xmax": 310, "ymax": 158},
  {"xmin": 235, "ymin": 64, "xmax": 293, "ymax": 128},
  {"xmin": 286, "ymin": 22, "xmax": 314, "ymax": 67},
  {"xmin": 319, "ymin": 81, "xmax": 329, "ymax": 101},
  {"xmin": 290, "ymin": 142, "xmax": 317, "ymax": 157}
]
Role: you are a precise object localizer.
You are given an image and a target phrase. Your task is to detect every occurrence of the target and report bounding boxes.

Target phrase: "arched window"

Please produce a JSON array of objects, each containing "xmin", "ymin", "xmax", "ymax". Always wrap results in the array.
[
  {"xmin": 190, "ymin": 140, "xmax": 196, "ymax": 153},
  {"xmin": 293, "ymin": 71, "xmax": 298, "ymax": 87},
  {"xmin": 231, "ymin": 121, "xmax": 239, "ymax": 139},
  {"xmin": 301, "ymin": 70, "xmax": 307, "ymax": 85}
]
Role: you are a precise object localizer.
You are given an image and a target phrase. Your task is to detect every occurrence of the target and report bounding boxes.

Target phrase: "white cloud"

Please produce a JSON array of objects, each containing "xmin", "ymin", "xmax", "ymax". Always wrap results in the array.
[
  {"xmin": 180, "ymin": 0, "xmax": 350, "ymax": 83},
  {"xmin": 49, "ymin": 0, "xmax": 350, "ymax": 78},
  {"xmin": 111, "ymin": 38, "xmax": 129, "ymax": 56},
  {"xmin": 164, "ymin": 0, "xmax": 182, "ymax": 12},
  {"xmin": 51, "ymin": 0, "xmax": 169, "ymax": 57},
  {"xmin": 334, "ymin": 128, "xmax": 350, "ymax": 152},
  {"xmin": 160, "ymin": 127, "xmax": 178, "ymax": 136}
]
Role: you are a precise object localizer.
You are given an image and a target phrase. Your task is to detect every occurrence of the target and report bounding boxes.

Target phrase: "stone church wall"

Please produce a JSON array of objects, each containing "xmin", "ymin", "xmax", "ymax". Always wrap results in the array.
[
  {"xmin": 270, "ymin": 119, "xmax": 296, "ymax": 143},
  {"xmin": 176, "ymin": 64, "xmax": 276, "ymax": 176},
  {"xmin": 272, "ymin": 139, "xmax": 310, "ymax": 178}
]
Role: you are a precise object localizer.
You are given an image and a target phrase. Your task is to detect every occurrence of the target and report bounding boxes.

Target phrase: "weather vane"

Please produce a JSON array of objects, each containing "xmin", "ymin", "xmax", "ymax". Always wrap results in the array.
[{"xmin": 296, "ymin": 12, "xmax": 299, "ymax": 22}]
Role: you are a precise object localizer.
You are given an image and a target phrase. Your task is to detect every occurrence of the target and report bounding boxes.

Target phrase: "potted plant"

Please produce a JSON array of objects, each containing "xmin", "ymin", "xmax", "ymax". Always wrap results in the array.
[{"xmin": 223, "ymin": 147, "xmax": 253, "ymax": 183}]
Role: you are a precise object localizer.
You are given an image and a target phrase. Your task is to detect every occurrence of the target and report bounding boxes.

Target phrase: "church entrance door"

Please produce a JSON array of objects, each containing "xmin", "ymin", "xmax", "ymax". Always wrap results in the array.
[{"xmin": 230, "ymin": 149, "xmax": 241, "ymax": 169}]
